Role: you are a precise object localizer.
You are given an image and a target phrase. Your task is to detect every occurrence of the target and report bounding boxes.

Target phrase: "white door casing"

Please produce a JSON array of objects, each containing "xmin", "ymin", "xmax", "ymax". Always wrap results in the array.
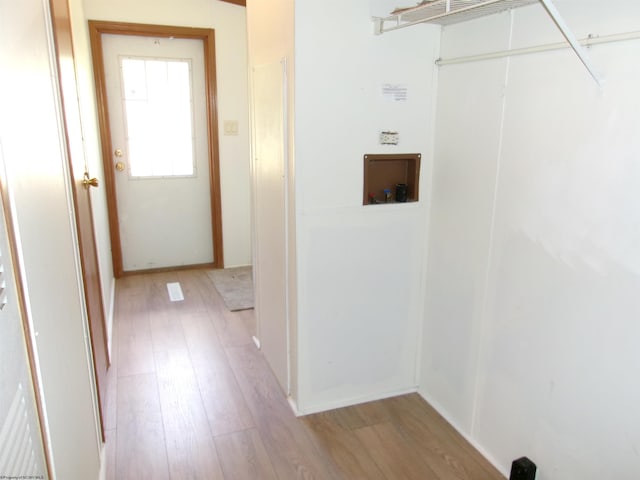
[
  {"xmin": 251, "ymin": 61, "xmax": 289, "ymax": 393},
  {"xmin": 103, "ymin": 33, "xmax": 213, "ymax": 272}
]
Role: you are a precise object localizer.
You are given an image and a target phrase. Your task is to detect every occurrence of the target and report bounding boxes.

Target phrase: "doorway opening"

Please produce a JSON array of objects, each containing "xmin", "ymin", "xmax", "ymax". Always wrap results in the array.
[{"xmin": 89, "ymin": 21, "xmax": 224, "ymax": 277}]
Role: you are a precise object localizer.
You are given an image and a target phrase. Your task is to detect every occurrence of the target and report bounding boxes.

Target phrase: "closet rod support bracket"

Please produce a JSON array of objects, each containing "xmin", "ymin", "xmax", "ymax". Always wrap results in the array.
[{"xmin": 539, "ymin": 0, "xmax": 602, "ymax": 87}]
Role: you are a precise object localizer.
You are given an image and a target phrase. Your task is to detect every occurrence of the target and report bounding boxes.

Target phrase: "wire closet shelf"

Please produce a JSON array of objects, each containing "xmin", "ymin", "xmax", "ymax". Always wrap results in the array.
[
  {"xmin": 373, "ymin": 0, "xmax": 602, "ymax": 86},
  {"xmin": 375, "ymin": 0, "xmax": 538, "ymax": 32}
]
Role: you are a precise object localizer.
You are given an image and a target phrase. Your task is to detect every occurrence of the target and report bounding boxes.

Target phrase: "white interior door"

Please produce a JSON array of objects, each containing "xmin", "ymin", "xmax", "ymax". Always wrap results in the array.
[
  {"xmin": 0, "ymin": 149, "xmax": 49, "ymax": 478},
  {"xmin": 103, "ymin": 34, "xmax": 213, "ymax": 272}
]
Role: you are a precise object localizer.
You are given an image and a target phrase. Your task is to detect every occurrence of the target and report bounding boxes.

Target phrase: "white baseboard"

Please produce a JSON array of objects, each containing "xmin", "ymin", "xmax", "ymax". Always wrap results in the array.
[
  {"xmin": 98, "ymin": 442, "xmax": 107, "ymax": 480},
  {"xmin": 106, "ymin": 276, "xmax": 115, "ymax": 362},
  {"xmin": 221, "ymin": 263, "xmax": 253, "ymax": 269},
  {"xmin": 417, "ymin": 389, "xmax": 509, "ymax": 478},
  {"xmin": 287, "ymin": 396, "xmax": 300, "ymax": 416},
  {"xmin": 293, "ymin": 386, "xmax": 419, "ymax": 417}
]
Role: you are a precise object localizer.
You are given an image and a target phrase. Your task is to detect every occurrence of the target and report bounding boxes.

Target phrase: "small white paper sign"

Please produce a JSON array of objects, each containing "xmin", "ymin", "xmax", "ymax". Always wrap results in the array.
[{"xmin": 382, "ymin": 83, "xmax": 408, "ymax": 102}]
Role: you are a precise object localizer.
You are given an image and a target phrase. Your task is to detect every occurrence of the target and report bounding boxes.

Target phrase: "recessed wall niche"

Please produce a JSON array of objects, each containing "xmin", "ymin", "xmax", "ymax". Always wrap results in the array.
[{"xmin": 363, "ymin": 153, "xmax": 421, "ymax": 205}]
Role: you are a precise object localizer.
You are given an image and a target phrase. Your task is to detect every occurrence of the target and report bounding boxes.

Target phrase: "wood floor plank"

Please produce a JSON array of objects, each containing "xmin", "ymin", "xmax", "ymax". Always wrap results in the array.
[
  {"xmin": 182, "ymin": 314, "xmax": 255, "ymax": 436},
  {"xmin": 116, "ymin": 373, "xmax": 170, "ymax": 480},
  {"xmin": 354, "ymin": 421, "xmax": 440, "ymax": 480},
  {"xmin": 163, "ymin": 434, "xmax": 224, "ymax": 480},
  {"xmin": 330, "ymin": 398, "xmax": 391, "ymax": 431},
  {"xmin": 105, "ymin": 428, "xmax": 116, "ymax": 480},
  {"xmin": 225, "ymin": 344, "xmax": 340, "ymax": 479},
  {"xmin": 104, "ymin": 360, "xmax": 118, "ymax": 431},
  {"xmin": 302, "ymin": 411, "xmax": 387, "ymax": 479},
  {"xmin": 117, "ymin": 295, "xmax": 155, "ymax": 378},
  {"xmin": 116, "ymin": 273, "xmax": 150, "ymax": 298},
  {"xmin": 385, "ymin": 394, "xmax": 505, "ymax": 479},
  {"xmin": 214, "ymin": 429, "xmax": 278, "ymax": 480},
  {"xmin": 155, "ymin": 348, "xmax": 224, "ymax": 480},
  {"xmin": 176, "ymin": 269, "xmax": 215, "ymax": 315},
  {"xmin": 149, "ymin": 308, "xmax": 186, "ymax": 354},
  {"xmin": 239, "ymin": 308, "xmax": 257, "ymax": 341},
  {"xmin": 103, "ymin": 306, "xmax": 119, "ymax": 431},
  {"xmin": 214, "ymin": 308, "xmax": 253, "ymax": 347},
  {"xmin": 181, "ymin": 269, "xmax": 253, "ymax": 347},
  {"xmin": 147, "ymin": 272, "xmax": 182, "ymax": 311},
  {"xmin": 179, "ymin": 269, "xmax": 226, "ymax": 315}
]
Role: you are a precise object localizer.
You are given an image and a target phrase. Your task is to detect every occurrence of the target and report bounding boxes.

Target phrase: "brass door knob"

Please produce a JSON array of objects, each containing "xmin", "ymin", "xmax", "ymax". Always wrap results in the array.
[
  {"xmin": 115, "ymin": 161, "xmax": 125, "ymax": 172},
  {"xmin": 83, "ymin": 174, "xmax": 99, "ymax": 189}
]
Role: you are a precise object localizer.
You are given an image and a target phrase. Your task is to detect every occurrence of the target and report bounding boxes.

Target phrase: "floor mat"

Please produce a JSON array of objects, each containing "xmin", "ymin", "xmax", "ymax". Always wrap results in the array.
[{"xmin": 206, "ymin": 266, "xmax": 254, "ymax": 311}]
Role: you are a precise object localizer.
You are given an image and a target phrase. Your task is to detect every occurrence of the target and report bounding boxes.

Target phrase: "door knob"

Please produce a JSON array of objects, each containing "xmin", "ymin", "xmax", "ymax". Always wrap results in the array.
[
  {"xmin": 83, "ymin": 173, "xmax": 99, "ymax": 189},
  {"xmin": 115, "ymin": 161, "xmax": 125, "ymax": 172}
]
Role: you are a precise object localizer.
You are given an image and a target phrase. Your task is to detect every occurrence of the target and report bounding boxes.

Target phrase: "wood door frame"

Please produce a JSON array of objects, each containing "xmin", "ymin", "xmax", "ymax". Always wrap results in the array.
[
  {"xmin": 88, "ymin": 21, "xmax": 224, "ymax": 277},
  {"xmin": 50, "ymin": 0, "xmax": 109, "ymax": 441}
]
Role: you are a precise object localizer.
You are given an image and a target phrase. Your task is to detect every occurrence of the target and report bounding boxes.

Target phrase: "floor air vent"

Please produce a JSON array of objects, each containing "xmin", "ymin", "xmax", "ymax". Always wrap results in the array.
[{"xmin": 166, "ymin": 282, "xmax": 184, "ymax": 302}]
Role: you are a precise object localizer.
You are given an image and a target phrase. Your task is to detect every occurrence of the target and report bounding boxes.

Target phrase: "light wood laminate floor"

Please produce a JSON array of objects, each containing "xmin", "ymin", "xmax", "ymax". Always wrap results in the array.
[{"xmin": 105, "ymin": 269, "xmax": 505, "ymax": 480}]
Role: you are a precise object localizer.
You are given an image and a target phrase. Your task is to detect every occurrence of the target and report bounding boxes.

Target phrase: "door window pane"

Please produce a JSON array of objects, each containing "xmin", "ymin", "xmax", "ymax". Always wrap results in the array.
[{"xmin": 120, "ymin": 57, "xmax": 196, "ymax": 177}]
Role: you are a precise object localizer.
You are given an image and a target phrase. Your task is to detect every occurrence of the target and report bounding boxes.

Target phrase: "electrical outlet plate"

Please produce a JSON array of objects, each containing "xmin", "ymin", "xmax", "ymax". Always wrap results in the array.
[{"xmin": 379, "ymin": 131, "xmax": 399, "ymax": 145}]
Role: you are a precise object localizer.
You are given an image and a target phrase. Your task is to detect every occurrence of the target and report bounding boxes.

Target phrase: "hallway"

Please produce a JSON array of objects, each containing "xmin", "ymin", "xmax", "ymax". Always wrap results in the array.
[{"xmin": 105, "ymin": 269, "xmax": 504, "ymax": 479}]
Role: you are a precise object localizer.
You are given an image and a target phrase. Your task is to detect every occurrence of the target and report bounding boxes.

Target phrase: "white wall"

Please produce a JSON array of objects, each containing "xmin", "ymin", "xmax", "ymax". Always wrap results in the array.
[
  {"xmin": 293, "ymin": 0, "xmax": 440, "ymax": 413},
  {"xmin": 80, "ymin": 0, "xmax": 253, "ymax": 269},
  {"xmin": 0, "ymin": 1, "xmax": 102, "ymax": 477},
  {"xmin": 421, "ymin": 2, "xmax": 640, "ymax": 478}
]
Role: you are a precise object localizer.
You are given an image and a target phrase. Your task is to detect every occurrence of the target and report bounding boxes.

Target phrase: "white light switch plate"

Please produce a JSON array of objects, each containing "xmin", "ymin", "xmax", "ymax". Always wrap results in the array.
[{"xmin": 224, "ymin": 120, "xmax": 239, "ymax": 135}]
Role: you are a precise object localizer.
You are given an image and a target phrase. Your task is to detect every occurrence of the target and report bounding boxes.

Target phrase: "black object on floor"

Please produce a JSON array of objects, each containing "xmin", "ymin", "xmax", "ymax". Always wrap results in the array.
[{"xmin": 510, "ymin": 456, "xmax": 537, "ymax": 480}]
